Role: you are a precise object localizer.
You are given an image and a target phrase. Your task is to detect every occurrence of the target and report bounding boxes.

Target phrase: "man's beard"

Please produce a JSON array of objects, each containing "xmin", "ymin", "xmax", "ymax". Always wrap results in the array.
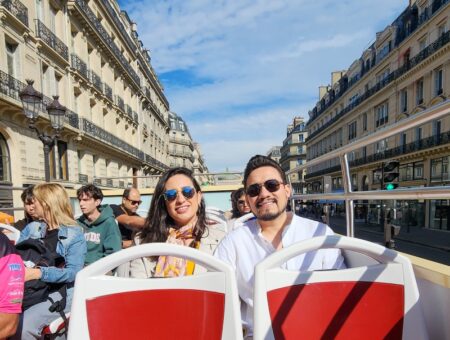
[{"xmin": 257, "ymin": 200, "xmax": 287, "ymax": 221}]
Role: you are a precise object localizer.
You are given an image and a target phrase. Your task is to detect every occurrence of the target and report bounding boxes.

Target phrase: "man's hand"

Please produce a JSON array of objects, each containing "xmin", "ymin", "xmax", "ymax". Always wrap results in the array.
[{"xmin": 24, "ymin": 267, "xmax": 42, "ymax": 282}]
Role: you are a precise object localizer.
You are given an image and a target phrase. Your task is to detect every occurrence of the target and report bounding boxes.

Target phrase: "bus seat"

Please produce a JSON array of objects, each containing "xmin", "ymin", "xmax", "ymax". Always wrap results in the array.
[
  {"xmin": 68, "ymin": 243, "xmax": 243, "ymax": 340},
  {"xmin": 253, "ymin": 235, "xmax": 428, "ymax": 340},
  {"xmin": 0, "ymin": 223, "xmax": 20, "ymax": 245}
]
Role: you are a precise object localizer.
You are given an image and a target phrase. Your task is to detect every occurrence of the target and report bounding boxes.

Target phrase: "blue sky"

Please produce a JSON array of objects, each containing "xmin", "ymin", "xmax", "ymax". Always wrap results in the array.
[{"xmin": 119, "ymin": 0, "xmax": 408, "ymax": 172}]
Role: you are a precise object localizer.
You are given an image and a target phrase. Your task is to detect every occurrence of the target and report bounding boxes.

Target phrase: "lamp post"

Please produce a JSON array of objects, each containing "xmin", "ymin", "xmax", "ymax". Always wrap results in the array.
[{"xmin": 19, "ymin": 80, "xmax": 67, "ymax": 182}]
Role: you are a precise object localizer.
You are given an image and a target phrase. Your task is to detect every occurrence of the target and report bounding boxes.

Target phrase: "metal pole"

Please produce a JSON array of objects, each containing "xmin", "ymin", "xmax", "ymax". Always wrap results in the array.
[{"xmin": 43, "ymin": 143, "xmax": 51, "ymax": 182}]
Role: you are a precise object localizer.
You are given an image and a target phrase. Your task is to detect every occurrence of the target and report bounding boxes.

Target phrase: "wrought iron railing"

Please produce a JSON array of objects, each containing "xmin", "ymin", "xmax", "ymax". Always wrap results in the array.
[
  {"xmin": 305, "ymin": 131, "xmax": 450, "ymax": 179},
  {"xmin": 104, "ymin": 84, "xmax": 113, "ymax": 101},
  {"xmin": 1, "ymin": 0, "xmax": 28, "ymax": 26},
  {"xmin": 70, "ymin": 53, "xmax": 88, "ymax": 79},
  {"xmin": 88, "ymin": 70, "xmax": 103, "ymax": 92},
  {"xmin": 307, "ymin": 1, "xmax": 450, "ymax": 127},
  {"xmin": 73, "ymin": 0, "xmax": 140, "ymax": 86},
  {"xmin": 35, "ymin": 19, "xmax": 68, "ymax": 60},
  {"xmin": 307, "ymin": 31, "xmax": 450, "ymax": 143}
]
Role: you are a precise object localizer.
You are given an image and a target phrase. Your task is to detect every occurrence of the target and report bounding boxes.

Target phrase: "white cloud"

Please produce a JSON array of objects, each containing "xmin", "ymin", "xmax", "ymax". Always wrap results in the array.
[{"xmin": 121, "ymin": 0, "xmax": 409, "ymax": 171}]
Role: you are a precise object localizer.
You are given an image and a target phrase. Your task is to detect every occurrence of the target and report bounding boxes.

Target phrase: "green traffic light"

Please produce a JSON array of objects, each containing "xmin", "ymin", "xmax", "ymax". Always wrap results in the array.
[{"xmin": 385, "ymin": 183, "xmax": 396, "ymax": 190}]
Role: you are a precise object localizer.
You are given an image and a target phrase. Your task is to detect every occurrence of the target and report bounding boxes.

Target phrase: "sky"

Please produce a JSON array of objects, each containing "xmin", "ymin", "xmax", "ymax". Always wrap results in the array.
[{"xmin": 119, "ymin": 0, "xmax": 409, "ymax": 172}]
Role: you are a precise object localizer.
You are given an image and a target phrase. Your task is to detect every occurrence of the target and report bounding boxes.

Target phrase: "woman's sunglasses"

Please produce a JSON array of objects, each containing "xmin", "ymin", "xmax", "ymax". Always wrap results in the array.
[
  {"xmin": 246, "ymin": 179, "xmax": 283, "ymax": 197},
  {"xmin": 163, "ymin": 186, "xmax": 196, "ymax": 202}
]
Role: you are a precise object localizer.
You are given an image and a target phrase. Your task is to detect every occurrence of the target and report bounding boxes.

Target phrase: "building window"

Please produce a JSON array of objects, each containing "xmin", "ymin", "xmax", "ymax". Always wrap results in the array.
[
  {"xmin": 348, "ymin": 121, "xmax": 357, "ymax": 141},
  {"xmin": 419, "ymin": 36, "xmax": 427, "ymax": 51},
  {"xmin": 376, "ymin": 139, "xmax": 388, "ymax": 153},
  {"xmin": 298, "ymin": 134, "xmax": 304, "ymax": 142},
  {"xmin": 373, "ymin": 169, "xmax": 382, "ymax": 184},
  {"xmin": 437, "ymin": 23, "xmax": 446, "ymax": 38},
  {"xmin": 6, "ymin": 41, "xmax": 18, "ymax": 78},
  {"xmin": 416, "ymin": 78, "xmax": 424, "ymax": 105},
  {"xmin": 375, "ymin": 102, "xmax": 389, "ymax": 127},
  {"xmin": 297, "ymin": 146, "xmax": 303, "ymax": 154},
  {"xmin": 434, "ymin": 68, "xmax": 443, "ymax": 96},
  {"xmin": 351, "ymin": 174, "xmax": 358, "ymax": 190},
  {"xmin": 0, "ymin": 134, "xmax": 11, "ymax": 182},
  {"xmin": 431, "ymin": 156, "xmax": 450, "ymax": 182},
  {"xmin": 53, "ymin": 144, "xmax": 73, "ymax": 181},
  {"xmin": 332, "ymin": 177, "xmax": 343, "ymax": 190},
  {"xmin": 362, "ymin": 112, "xmax": 367, "ymax": 131},
  {"xmin": 400, "ymin": 88, "xmax": 408, "ymax": 113}
]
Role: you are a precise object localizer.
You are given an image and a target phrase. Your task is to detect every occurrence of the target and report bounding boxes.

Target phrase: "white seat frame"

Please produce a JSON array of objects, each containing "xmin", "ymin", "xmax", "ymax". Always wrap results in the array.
[{"xmin": 253, "ymin": 235, "xmax": 428, "ymax": 340}]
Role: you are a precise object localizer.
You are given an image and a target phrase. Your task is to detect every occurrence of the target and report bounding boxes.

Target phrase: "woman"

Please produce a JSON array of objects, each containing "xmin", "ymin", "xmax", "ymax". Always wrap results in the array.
[
  {"xmin": 12, "ymin": 183, "xmax": 86, "ymax": 339},
  {"xmin": 128, "ymin": 167, "xmax": 224, "ymax": 278},
  {"xmin": 231, "ymin": 188, "xmax": 251, "ymax": 219},
  {"xmin": 227, "ymin": 188, "xmax": 252, "ymax": 230}
]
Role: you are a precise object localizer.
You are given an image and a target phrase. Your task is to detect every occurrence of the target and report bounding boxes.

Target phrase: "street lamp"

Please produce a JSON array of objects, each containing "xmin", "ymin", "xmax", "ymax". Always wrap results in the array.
[{"xmin": 19, "ymin": 80, "xmax": 67, "ymax": 182}]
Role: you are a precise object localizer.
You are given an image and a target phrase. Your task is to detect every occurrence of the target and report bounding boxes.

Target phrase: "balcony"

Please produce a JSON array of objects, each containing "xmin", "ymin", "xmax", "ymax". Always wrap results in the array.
[
  {"xmin": 71, "ymin": 54, "xmax": 88, "ymax": 79},
  {"xmin": 0, "ymin": 0, "xmax": 28, "ymax": 27},
  {"xmin": 35, "ymin": 19, "xmax": 68, "ymax": 61},
  {"xmin": 307, "ymin": 30, "xmax": 450, "ymax": 143},
  {"xmin": 70, "ymin": 0, "xmax": 140, "ymax": 86},
  {"xmin": 88, "ymin": 70, "xmax": 103, "ymax": 93}
]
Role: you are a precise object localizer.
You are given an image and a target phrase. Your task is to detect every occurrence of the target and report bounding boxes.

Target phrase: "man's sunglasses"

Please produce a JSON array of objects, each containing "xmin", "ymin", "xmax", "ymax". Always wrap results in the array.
[
  {"xmin": 126, "ymin": 198, "xmax": 142, "ymax": 205},
  {"xmin": 246, "ymin": 179, "xmax": 284, "ymax": 197},
  {"xmin": 163, "ymin": 186, "xmax": 196, "ymax": 202}
]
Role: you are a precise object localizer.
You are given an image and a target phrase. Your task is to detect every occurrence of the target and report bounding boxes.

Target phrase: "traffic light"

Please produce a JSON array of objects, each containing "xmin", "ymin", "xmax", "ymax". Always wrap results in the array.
[{"xmin": 383, "ymin": 160, "xmax": 399, "ymax": 190}]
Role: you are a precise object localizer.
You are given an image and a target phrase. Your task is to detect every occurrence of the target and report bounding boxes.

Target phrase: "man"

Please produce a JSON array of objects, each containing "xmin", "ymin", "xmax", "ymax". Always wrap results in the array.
[
  {"xmin": 110, "ymin": 188, "xmax": 146, "ymax": 248},
  {"xmin": 0, "ymin": 232, "xmax": 24, "ymax": 339},
  {"xmin": 77, "ymin": 184, "xmax": 121, "ymax": 265},
  {"xmin": 215, "ymin": 155, "xmax": 345, "ymax": 336},
  {"xmin": 13, "ymin": 186, "xmax": 38, "ymax": 231}
]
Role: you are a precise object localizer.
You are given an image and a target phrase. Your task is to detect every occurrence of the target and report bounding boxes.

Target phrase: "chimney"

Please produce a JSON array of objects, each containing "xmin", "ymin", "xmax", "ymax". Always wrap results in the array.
[
  {"xmin": 319, "ymin": 86, "xmax": 328, "ymax": 100},
  {"xmin": 331, "ymin": 71, "xmax": 345, "ymax": 87}
]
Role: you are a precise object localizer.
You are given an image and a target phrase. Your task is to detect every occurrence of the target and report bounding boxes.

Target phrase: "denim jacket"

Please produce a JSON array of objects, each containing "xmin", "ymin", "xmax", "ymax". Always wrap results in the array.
[{"xmin": 18, "ymin": 221, "xmax": 87, "ymax": 283}]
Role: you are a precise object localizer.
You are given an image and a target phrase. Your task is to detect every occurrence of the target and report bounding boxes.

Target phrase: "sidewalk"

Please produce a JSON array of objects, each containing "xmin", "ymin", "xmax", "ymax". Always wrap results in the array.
[{"xmin": 329, "ymin": 215, "xmax": 450, "ymax": 252}]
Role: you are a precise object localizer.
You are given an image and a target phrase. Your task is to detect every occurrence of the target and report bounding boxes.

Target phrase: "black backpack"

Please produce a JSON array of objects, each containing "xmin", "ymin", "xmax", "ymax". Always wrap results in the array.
[{"xmin": 15, "ymin": 238, "xmax": 66, "ymax": 311}]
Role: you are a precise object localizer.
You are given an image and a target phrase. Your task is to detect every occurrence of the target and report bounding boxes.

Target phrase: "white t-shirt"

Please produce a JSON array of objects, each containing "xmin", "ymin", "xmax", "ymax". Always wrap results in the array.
[{"xmin": 214, "ymin": 213, "xmax": 345, "ymax": 334}]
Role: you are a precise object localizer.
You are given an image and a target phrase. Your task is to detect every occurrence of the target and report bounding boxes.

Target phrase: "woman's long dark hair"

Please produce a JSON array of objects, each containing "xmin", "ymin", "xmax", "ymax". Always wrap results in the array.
[
  {"xmin": 139, "ymin": 167, "xmax": 207, "ymax": 245},
  {"xmin": 231, "ymin": 187, "xmax": 246, "ymax": 219}
]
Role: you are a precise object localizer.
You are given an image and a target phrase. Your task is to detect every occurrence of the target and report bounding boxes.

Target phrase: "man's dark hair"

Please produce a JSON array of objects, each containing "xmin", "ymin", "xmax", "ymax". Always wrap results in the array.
[
  {"xmin": 21, "ymin": 185, "xmax": 35, "ymax": 203},
  {"xmin": 243, "ymin": 155, "xmax": 286, "ymax": 187},
  {"xmin": 77, "ymin": 184, "xmax": 103, "ymax": 201},
  {"xmin": 122, "ymin": 188, "xmax": 132, "ymax": 198}
]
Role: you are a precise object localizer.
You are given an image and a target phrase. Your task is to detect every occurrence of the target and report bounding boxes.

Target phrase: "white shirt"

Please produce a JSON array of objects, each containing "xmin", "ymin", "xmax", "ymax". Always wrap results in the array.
[{"xmin": 214, "ymin": 213, "xmax": 345, "ymax": 334}]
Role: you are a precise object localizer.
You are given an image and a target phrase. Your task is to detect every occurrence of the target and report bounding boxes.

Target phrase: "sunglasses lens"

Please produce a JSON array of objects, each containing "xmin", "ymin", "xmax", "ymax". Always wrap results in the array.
[
  {"xmin": 246, "ymin": 184, "xmax": 261, "ymax": 197},
  {"xmin": 182, "ymin": 187, "xmax": 195, "ymax": 199},
  {"xmin": 164, "ymin": 189, "xmax": 178, "ymax": 201},
  {"xmin": 265, "ymin": 179, "xmax": 281, "ymax": 192}
]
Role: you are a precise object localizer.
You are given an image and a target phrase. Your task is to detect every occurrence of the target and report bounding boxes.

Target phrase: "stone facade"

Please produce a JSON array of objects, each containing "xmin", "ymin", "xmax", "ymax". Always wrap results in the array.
[
  {"xmin": 0, "ymin": 0, "xmax": 171, "ymax": 213},
  {"xmin": 305, "ymin": 0, "xmax": 450, "ymax": 229}
]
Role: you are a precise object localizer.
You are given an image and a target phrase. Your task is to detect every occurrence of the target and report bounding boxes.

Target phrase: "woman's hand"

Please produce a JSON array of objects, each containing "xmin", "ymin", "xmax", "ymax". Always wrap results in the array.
[{"xmin": 24, "ymin": 267, "xmax": 42, "ymax": 281}]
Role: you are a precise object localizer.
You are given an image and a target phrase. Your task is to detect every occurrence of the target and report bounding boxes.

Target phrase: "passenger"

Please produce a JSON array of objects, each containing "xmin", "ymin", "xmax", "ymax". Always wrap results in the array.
[
  {"xmin": 76, "ymin": 184, "xmax": 121, "ymax": 266},
  {"xmin": 11, "ymin": 183, "xmax": 86, "ymax": 340},
  {"xmin": 124, "ymin": 167, "xmax": 224, "ymax": 278},
  {"xmin": 110, "ymin": 188, "xmax": 146, "ymax": 248},
  {"xmin": 0, "ymin": 232, "xmax": 24, "ymax": 339},
  {"xmin": 228, "ymin": 188, "xmax": 252, "ymax": 230},
  {"xmin": 214, "ymin": 155, "xmax": 345, "ymax": 337},
  {"xmin": 13, "ymin": 186, "xmax": 38, "ymax": 231}
]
